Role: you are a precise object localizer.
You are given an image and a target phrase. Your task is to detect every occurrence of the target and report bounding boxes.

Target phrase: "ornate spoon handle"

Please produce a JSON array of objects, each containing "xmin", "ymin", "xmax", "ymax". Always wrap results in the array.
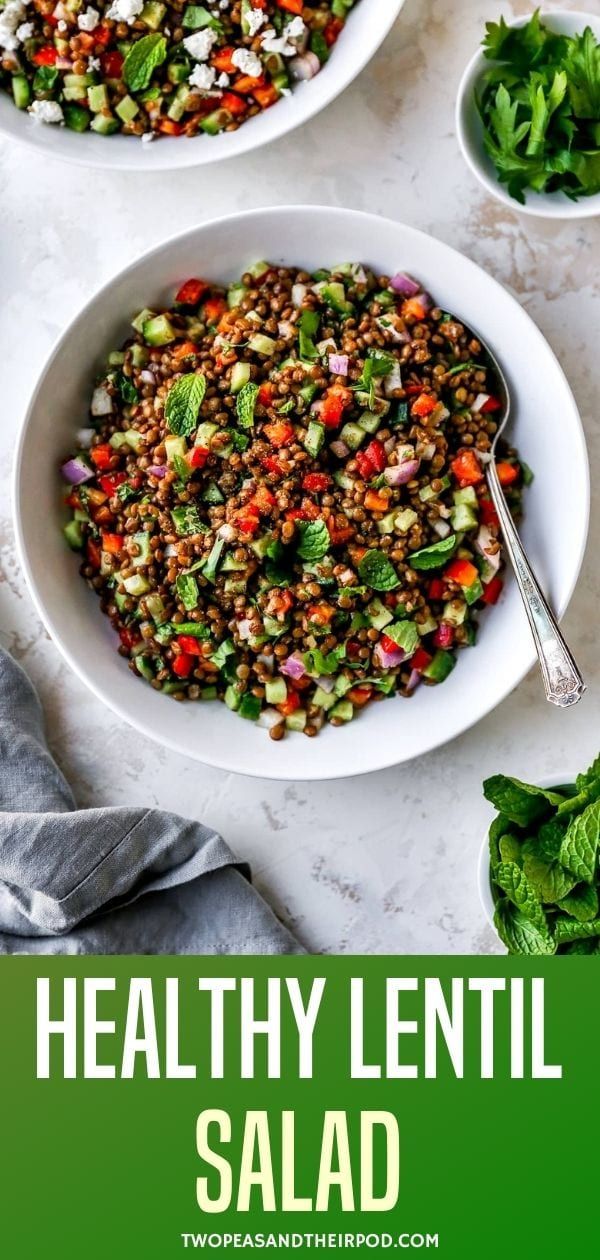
[{"xmin": 485, "ymin": 460, "xmax": 585, "ymax": 708}]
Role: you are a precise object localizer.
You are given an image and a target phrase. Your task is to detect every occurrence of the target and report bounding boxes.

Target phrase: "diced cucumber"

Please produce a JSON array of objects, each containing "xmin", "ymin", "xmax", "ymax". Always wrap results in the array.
[
  {"xmin": 221, "ymin": 553, "xmax": 247, "ymax": 572},
  {"xmin": 12, "ymin": 75, "xmax": 30, "ymax": 110},
  {"xmin": 394, "ymin": 508, "xmax": 418, "ymax": 534},
  {"xmin": 377, "ymin": 511, "xmax": 397, "ymax": 536},
  {"xmin": 339, "ymin": 422, "xmax": 365, "ymax": 450},
  {"xmin": 442, "ymin": 599, "xmax": 467, "ymax": 627},
  {"xmin": 123, "ymin": 574, "xmax": 151, "ymax": 596},
  {"xmin": 224, "ymin": 684, "xmax": 241, "ymax": 711},
  {"xmin": 451, "ymin": 502, "xmax": 478, "ymax": 531},
  {"xmin": 417, "ymin": 615, "xmax": 438, "ymax": 636},
  {"xmin": 333, "ymin": 470, "xmax": 355, "ymax": 491},
  {"xmin": 143, "ymin": 314, "xmax": 177, "ymax": 346},
  {"xmin": 263, "ymin": 615, "xmax": 288, "ymax": 638},
  {"xmin": 165, "ymin": 434, "xmax": 188, "ymax": 465},
  {"xmin": 109, "ymin": 429, "xmax": 144, "ymax": 453},
  {"xmin": 419, "ymin": 475, "xmax": 450, "ymax": 503},
  {"xmin": 135, "ymin": 656, "xmax": 154, "ymax": 682},
  {"xmin": 63, "ymin": 103, "xmax": 90, "ymax": 132},
  {"xmin": 286, "ymin": 709, "xmax": 307, "ymax": 732},
  {"xmin": 227, "ymin": 282, "xmax": 247, "ymax": 309},
  {"xmin": 201, "ymin": 685, "xmax": 218, "ymax": 701},
  {"xmin": 63, "ymin": 519, "xmax": 83, "ymax": 550},
  {"xmin": 312, "ymin": 685, "xmax": 336, "ymax": 711},
  {"xmin": 131, "ymin": 344, "xmax": 148, "ymax": 369},
  {"xmin": 90, "ymin": 113, "xmax": 120, "ymax": 135},
  {"xmin": 145, "ymin": 593, "xmax": 168, "ymax": 623},
  {"xmin": 202, "ymin": 480, "xmax": 224, "ymax": 505},
  {"xmin": 299, "ymin": 381, "xmax": 318, "ymax": 405},
  {"xmin": 464, "ymin": 578, "xmax": 483, "ymax": 606},
  {"xmin": 357, "ymin": 410, "xmax": 381, "ymax": 434},
  {"xmin": 88, "ymin": 83, "xmax": 108, "ymax": 112},
  {"xmin": 108, "ymin": 350, "xmax": 126, "ymax": 366},
  {"xmin": 230, "ymin": 361, "xmax": 251, "ymax": 393},
  {"xmin": 248, "ymin": 333, "xmax": 277, "ymax": 356},
  {"xmin": 116, "ymin": 94, "xmax": 140, "ymax": 124},
  {"xmin": 247, "ymin": 260, "xmax": 271, "ymax": 280},
  {"xmin": 333, "ymin": 675, "xmax": 353, "ymax": 698},
  {"xmin": 167, "ymin": 61, "xmax": 190, "ymax": 85},
  {"xmin": 355, "ymin": 392, "xmax": 390, "ymax": 417},
  {"xmin": 303, "ymin": 421, "xmax": 325, "ymax": 458},
  {"xmin": 64, "ymin": 72, "xmax": 93, "ymax": 90},
  {"xmin": 422, "ymin": 650, "xmax": 456, "ymax": 683},
  {"xmin": 239, "ymin": 692, "xmax": 262, "ymax": 721},
  {"xmin": 131, "ymin": 531, "xmax": 152, "ymax": 567},
  {"xmin": 167, "ymin": 83, "xmax": 189, "ymax": 122},
  {"xmin": 114, "ymin": 591, "xmax": 128, "ymax": 613},
  {"xmin": 320, "ymin": 282, "xmax": 352, "ymax": 314},
  {"xmin": 329, "ymin": 700, "xmax": 354, "ymax": 722},
  {"xmin": 265, "ymin": 677, "xmax": 287, "ymax": 705},
  {"xmin": 194, "ymin": 421, "xmax": 219, "ymax": 447},
  {"xmin": 367, "ymin": 598, "xmax": 393, "ymax": 631},
  {"xmin": 223, "ymin": 577, "xmax": 247, "ymax": 595},
  {"xmin": 199, "ymin": 108, "xmax": 232, "ymax": 135},
  {"xmin": 132, "ymin": 308, "xmax": 156, "ymax": 333},
  {"xmin": 140, "ymin": 0, "xmax": 166, "ymax": 27},
  {"xmin": 454, "ymin": 485, "xmax": 478, "ymax": 508}
]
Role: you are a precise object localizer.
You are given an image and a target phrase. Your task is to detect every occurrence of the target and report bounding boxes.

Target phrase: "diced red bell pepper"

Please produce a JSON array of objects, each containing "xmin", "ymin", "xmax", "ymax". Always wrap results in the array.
[
  {"xmin": 404, "ymin": 382, "xmax": 422, "ymax": 396},
  {"xmin": 320, "ymin": 385, "xmax": 352, "ymax": 429},
  {"xmin": 302, "ymin": 472, "xmax": 331, "ymax": 493},
  {"xmin": 327, "ymin": 517, "xmax": 354, "ymax": 546},
  {"xmin": 100, "ymin": 50, "xmax": 123, "ymax": 78},
  {"xmin": 445, "ymin": 558, "xmax": 479, "ymax": 588},
  {"xmin": 263, "ymin": 421, "xmax": 294, "ymax": 448},
  {"xmin": 324, "ymin": 15, "xmax": 344, "ymax": 45},
  {"xmin": 202, "ymin": 296, "xmax": 227, "ymax": 324},
  {"xmin": 33, "ymin": 45, "xmax": 58, "ymax": 66},
  {"xmin": 364, "ymin": 489, "xmax": 390, "ymax": 513},
  {"xmin": 381, "ymin": 633, "xmax": 402, "ymax": 655},
  {"xmin": 175, "ymin": 278, "xmax": 208, "ymax": 306},
  {"xmin": 99, "ymin": 471, "xmax": 127, "ymax": 496},
  {"xmin": 478, "ymin": 495, "xmax": 499, "ymax": 527},
  {"xmin": 262, "ymin": 454, "xmax": 286, "ymax": 477},
  {"xmin": 277, "ymin": 690, "xmax": 301, "ymax": 717},
  {"xmin": 300, "ymin": 497, "xmax": 320, "ymax": 520},
  {"xmin": 451, "ymin": 449, "xmax": 484, "ymax": 487},
  {"xmin": 177, "ymin": 635, "xmax": 205, "ymax": 656},
  {"xmin": 90, "ymin": 444, "xmax": 114, "ymax": 471},
  {"xmin": 411, "ymin": 646, "xmax": 433, "ymax": 673},
  {"xmin": 252, "ymin": 84, "xmax": 279, "ymax": 109},
  {"xmin": 307, "ymin": 602, "xmax": 335, "ymax": 627},
  {"xmin": 157, "ymin": 119, "xmax": 184, "ymax": 136},
  {"xmin": 428, "ymin": 578, "xmax": 445, "ymax": 600},
  {"xmin": 220, "ymin": 90, "xmax": 249, "ymax": 116},
  {"xmin": 277, "ymin": 0, "xmax": 303, "ymax": 12},
  {"xmin": 235, "ymin": 511, "xmax": 261, "ymax": 535},
  {"xmin": 101, "ymin": 531, "xmax": 124, "ymax": 555},
  {"xmin": 480, "ymin": 395, "xmax": 502, "ymax": 413},
  {"xmin": 188, "ymin": 446, "xmax": 209, "ymax": 469},
  {"xmin": 401, "ymin": 297, "xmax": 427, "ymax": 321},
  {"xmin": 173, "ymin": 341, "xmax": 199, "ymax": 361},
  {"xmin": 432, "ymin": 623, "xmax": 455, "ymax": 649},
  {"xmin": 250, "ymin": 484, "xmax": 276, "ymax": 514},
  {"xmin": 346, "ymin": 639, "xmax": 362, "ymax": 659},
  {"xmin": 482, "ymin": 576, "xmax": 503, "ymax": 605},
  {"xmin": 258, "ymin": 382, "xmax": 275, "ymax": 407},
  {"xmin": 357, "ymin": 439, "xmax": 386, "ymax": 478},
  {"xmin": 286, "ymin": 507, "xmax": 311, "ymax": 522},
  {"xmin": 119, "ymin": 626, "xmax": 141, "ymax": 651},
  {"xmin": 211, "ymin": 46, "xmax": 237, "ymax": 73},
  {"xmin": 91, "ymin": 22, "xmax": 112, "ymax": 47},
  {"xmin": 496, "ymin": 462, "xmax": 519, "ymax": 487},
  {"xmin": 86, "ymin": 538, "xmax": 102, "ymax": 569},
  {"xmin": 411, "ymin": 392, "xmax": 437, "ymax": 418},
  {"xmin": 172, "ymin": 652, "xmax": 194, "ymax": 678},
  {"xmin": 347, "ymin": 686, "xmax": 373, "ymax": 706}
]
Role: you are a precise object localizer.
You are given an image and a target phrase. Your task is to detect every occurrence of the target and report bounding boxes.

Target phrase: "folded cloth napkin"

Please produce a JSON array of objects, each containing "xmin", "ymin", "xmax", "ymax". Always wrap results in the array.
[{"xmin": 0, "ymin": 648, "xmax": 302, "ymax": 955}]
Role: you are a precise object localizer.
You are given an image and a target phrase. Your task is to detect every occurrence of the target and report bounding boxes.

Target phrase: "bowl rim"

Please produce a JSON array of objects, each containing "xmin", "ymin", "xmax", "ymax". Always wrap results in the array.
[
  {"xmin": 477, "ymin": 770, "xmax": 582, "ymax": 933},
  {"xmin": 0, "ymin": 0, "xmax": 405, "ymax": 173},
  {"xmin": 12, "ymin": 204, "xmax": 591, "ymax": 780},
  {"xmin": 455, "ymin": 8, "xmax": 600, "ymax": 220}
]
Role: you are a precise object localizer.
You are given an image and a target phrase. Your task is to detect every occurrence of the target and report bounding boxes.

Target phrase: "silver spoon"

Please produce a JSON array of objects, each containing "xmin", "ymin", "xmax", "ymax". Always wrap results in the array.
[{"xmin": 466, "ymin": 333, "xmax": 585, "ymax": 708}]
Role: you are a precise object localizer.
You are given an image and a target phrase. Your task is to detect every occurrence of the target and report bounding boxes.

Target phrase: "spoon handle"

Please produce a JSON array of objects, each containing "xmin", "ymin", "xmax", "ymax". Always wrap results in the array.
[{"xmin": 485, "ymin": 461, "xmax": 585, "ymax": 708}]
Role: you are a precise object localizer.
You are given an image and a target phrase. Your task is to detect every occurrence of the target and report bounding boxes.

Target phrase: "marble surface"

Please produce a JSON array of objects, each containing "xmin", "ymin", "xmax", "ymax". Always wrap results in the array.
[{"xmin": 1, "ymin": 0, "xmax": 598, "ymax": 954}]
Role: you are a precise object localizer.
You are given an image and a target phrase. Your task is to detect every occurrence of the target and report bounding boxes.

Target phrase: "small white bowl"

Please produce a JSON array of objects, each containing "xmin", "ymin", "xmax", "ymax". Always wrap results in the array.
[
  {"xmin": 0, "ymin": 0, "xmax": 404, "ymax": 173},
  {"xmin": 456, "ymin": 9, "xmax": 600, "ymax": 219},
  {"xmin": 478, "ymin": 773, "xmax": 578, "ymax": 936}
]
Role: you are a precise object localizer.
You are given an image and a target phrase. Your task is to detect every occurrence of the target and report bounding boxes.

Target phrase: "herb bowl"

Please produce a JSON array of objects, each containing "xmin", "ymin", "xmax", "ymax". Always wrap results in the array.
[
  {"xmin": 13, "ymin": 205, "xmax": 589, "ymax": 780},
  {"xmin": 0, "ymin": 0, "xmax": 403, "ymax": 173},
  {"xmin": 456, "ymin": 10, "xmax": 600, "ymax": 219}
]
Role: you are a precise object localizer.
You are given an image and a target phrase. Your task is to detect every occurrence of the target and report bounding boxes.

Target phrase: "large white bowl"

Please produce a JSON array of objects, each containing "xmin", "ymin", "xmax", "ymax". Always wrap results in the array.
[
  {"xmin": 0, "ymin": 0, "xmax": 404, "ymax": 172},
  {"xmin": 456, "ymin": 10, "xmax": 600, "ymax": 219},
  {"xmin": 13, "ymin": 206, "xmax": 590, "ymax": 780}
]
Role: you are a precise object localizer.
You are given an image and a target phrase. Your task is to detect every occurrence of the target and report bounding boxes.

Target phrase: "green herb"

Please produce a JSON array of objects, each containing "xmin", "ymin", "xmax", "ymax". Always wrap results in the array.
[
  {"xmin": 296, "ymin": 519, "xmax": 330, "ymax": 562},
  {"xmin": 165, "ymin": 372, "xmax": 207, "ymax": 437},
  {"xmin": 115, "ymin": 372, "xmax": 138, "ymax": 404},
  {"xmin": 170, "ymin": 506, "xmax": 207, "ymax": 536},
  {"xmin": 298, "ymin": 309, "xmax": 320, "ymax": 361},
  {"xmin": 236, "ymin": 382, "xmax": 259, "ymax": 429},
  {"xmin": 182, "ymin": 5, "xmax": 223, "ymax": 32},
  {"xmin": 355, "ymin": 349, "xmax": 396, "ymax": 407},
  {"xmin": 357, "ymin": 550, "xmax": 400, "ymax": 592},
  {"xmin": 172, "ymin": 455, "xmax": 192, "ymax": 484},
  {"xmin": 478, "ymin": 14, "xmax": 600, "ymax": 203},
  {"xmin": 303, "ymin": 645, "xmax": 346, "ymax": 676},
  {"xmin": 210, "ymin": 638, "xmax": 236, "ymax": 670},
  {"xmin": 486, "ymin": 753, "xmax": 600, "ymax": 955},
  {"xmin": 380, "ymin": 620, "xmax": 420, "ymax": 656},
  {"xmin": 445, "ymin": 360, "xmax": 486, "ymax": 377},
  {"xmin": 33, "ymin": 65, "xmax": 59, "ymax": 93},
  {"xmin": 123, "ymin": 33, "xmax": 167, "ymax": 91},
  {"xmin": 278, "ymin": 398, "xmax": 295, "ymax": 415},
  {"xmin": 176, "ymin": 573, "xmax": 199, "ymax": 611},
  {"xmin": 408, "ymin": 534, "xmax": 457, "ymax": 571},
  {"xmin": 202, "ymin": 537, "xmax": 225, "ymax": 583},
  {"xmin": 117, "ymin": 483, "xmax": 139, "ymax": 504}
]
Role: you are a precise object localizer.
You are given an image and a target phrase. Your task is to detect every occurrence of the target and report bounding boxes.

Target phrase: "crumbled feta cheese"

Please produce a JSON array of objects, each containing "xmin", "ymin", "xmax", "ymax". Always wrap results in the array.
[
  {"xmin": 215, "ymin": 71, "xmax": 229, "ymax": 88},
  {"xmin": 141, "ymin": 131, "xmax": 155, "ymax": 143},
  {"xmin": 245, "ymin": 7, "xmax": 266, "ymax": 37},
  {"xmin": 231, "ymin": 47, "xmax": 262, "ymax": 77},
  {"xmin": 0, "ymin": 1, "xmax": 27, "ymax": 52},
  {"xmin": 106, "ymin": 0, "xmax": 143, "ymax": 25},
  {"xmin": 15, "ymin": 20, "xmax": 33, "ymax": 41},
  {"xmin": 189, "ymin": 62, "xmax": 216, "ymax": 92},
  {"xmin": 183, "ymin": 28, "xmax": 217, "ymax": 62},
  {"xmin": 57, "ymin": 18, "xmax": 67, "ymax": 31},
  {"xmin": 87, "ymin": 55, "xmax": 101, "ymax": 71},
  {"xmin": 286, "ymin": 16, "xmax": 306, "ymax": 39},
  {"xmin": 77, "ymin": 6, "xmax": 100, "ymax": 31},
  {"xmin": 260, "ymin": 27, "xmax": 296, "ymax": 57},
  {"xmin": 29, "ymin": 99, "xmax": 64, "ymax": 124}
]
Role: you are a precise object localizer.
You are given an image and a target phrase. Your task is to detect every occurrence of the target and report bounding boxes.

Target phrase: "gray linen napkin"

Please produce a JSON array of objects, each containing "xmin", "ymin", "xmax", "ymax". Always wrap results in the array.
[{"xmin": 0, "ymin": 648, "xmax": 302, "ymax": 955}]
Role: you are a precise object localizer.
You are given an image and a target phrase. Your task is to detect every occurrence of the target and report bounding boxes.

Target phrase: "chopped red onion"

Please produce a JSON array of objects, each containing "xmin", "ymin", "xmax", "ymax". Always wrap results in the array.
[
  {"xmin": 330, "ymin": 439, "xmax": 349, "ymax": 459},
  {"xmin": 148, "ymin": 465, "xmax": 168, "ymax": 479},
  {"xmin": 289, "ymin": 51, "xmax": 320, "ymax": 80},
  {"xmin": 383, "ymin": 458, "xmax": 420, "ymax": 486},
  {"xmin": 384, "ymin": 436, "xmax": 396, "ymax": 455},
  {"xmin": 258, "ymin": 707, "xmax": 283, "ymax": 730},
  {"xmin": 139, "ymin": 369, "xmax": 155, "ymax": 385},
  {"xmin": 471, "ymin": 393, "xmax": 490, "ymax": 413},
  {"xmin": 280, "ymin": 652, "xmax": 306, "ymax": 680},
  {"xmin": 278, "ymin": 320, "xmax": 296, "ymax": 340},
  {"xmin": 390, "ymin": 272, "xmax": 421, "ymax": 297},
  {"xmin": 397, "ymin": 443, "xmax": 416, "ymax": 462},
  {"xmin": 315, "ymin": 675, "xmax": 335, "ymax": 693},
  {"xmin": 417, "ymin": 291, "xmax": 433, "ymax": 312},
  {"xmin": 91, "ymin": 386, "xmax": 113, "ymax": 417},
  {"xmin": 237, "ymin": 618, "xmax": 253, "ymax": 641},
  {"xmin": 61, "ymin": 456, "xmax": 94, "ymax": 485},
  {"xmin": 432, "ymin": 518, "xmax": 452, "ymax": 538},
  {"xmin": 476, "ymin": 525, "xmax": 501, "ymax": 573},
  {"xmin": 416, "ymin": 440, "xmax": 436, "ymax": 461},
  {"xmin": 292, "ymin": 283, "xmax": 307, "ymax": 308},
  {"xmin": 384, "ymin": 361, "xmax": 403, "ymax": 396},
  {"xmin": 75, "ymin": 427, "xmax": 95, "ymax": 449},
  {"xmin": 328, "ymin": 353, "xmax": 349, "ymax": 376},
  {"xmin": 406, "ymin": 668, "xmax": 421, "ymax": 692},
  {"xmin": 373, "ymin": 642, "xmax": 405, "ymax": 669},
  {"xmin": 55, "ymin": 57, "xmax": 73, "ymax": 70}
]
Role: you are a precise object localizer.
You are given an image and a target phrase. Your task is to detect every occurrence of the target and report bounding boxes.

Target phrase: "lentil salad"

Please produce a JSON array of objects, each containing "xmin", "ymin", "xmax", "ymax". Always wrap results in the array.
[
  {"xmin": 0, "ymin": 0, "xmax": 355, "ymax": 138},
  {"xmin": 61, "ymin": 261, "xmax": 525, "ymax": 740}
]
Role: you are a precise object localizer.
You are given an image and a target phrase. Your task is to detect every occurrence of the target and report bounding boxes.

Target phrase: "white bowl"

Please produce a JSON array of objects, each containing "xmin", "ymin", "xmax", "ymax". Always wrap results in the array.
[
  {"xmin": 0, "ymin": 0, "xmax": 404, "ymax": 172},
  {"xmin": 456, "ymin": 9, "xmax": 600, "ymax": 219},
  {"xmin": 478, "ymin": 773, "xmax": 579, "ymax": 938},
  {"xmin": 13, "ymin": 205, "xmax": 590, "ymax": 781}
]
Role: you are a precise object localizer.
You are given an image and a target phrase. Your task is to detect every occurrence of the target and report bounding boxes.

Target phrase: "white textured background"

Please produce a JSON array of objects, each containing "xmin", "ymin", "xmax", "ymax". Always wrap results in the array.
[{"xmin": 0, "ymin": 0, "xmax": 598, "ymax": 953}]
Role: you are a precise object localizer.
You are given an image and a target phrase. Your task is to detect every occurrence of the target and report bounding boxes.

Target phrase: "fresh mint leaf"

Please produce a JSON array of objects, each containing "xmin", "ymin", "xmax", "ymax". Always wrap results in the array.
[
  {"xmin": 210, "ymin": 638, "xmax": 236, "ymax": 670},
  {"xmin": 494, "ymin": 861, "xmax": 547, "ymax": 931},
  {"xmin": 559, "ymin": 798, "xmax": 600, "ymax": 884},
  {"xmin": 554, "ymin": 916, "xmax": 600, "ymax": 946},
  {"xmin": 303, "ymin": 645, "xmax": 346, "ymax": 676},
  {"xmin": 176, "ymin": 573, "xmax": 199, "ymax": 611},
  {"xmin": 182, "ymin": 5, "xmax": 223, "ymax": 32},
  {"xmin": 296, "ymin": 519, "xmax": 330, "ymax": 563},
  {"xmin": 557, "ymin": 882, "xmax": 599, "ymax": 923},
  {"xmin": 170, "ymin": 505, "xmax": 207, "ymax": 536},
  {"xmin": 499, "ymin": 834, "xmax": 522, "ymax": 865},
  {"xmin": 298, "ymin": 309, "xmax": 319, "ymax": 361},
  {"xmin": 522, "ymin": 852, "xmax": 577, "ymax": 905},
  {"xmin": 358, "ymin": 549, "xmax": 400, "ymax": 592},
  {"xmin": 408, "ymin": 534, "xmax": 457, "ymax": 571},
  {"xmin": 236, "ymin": 382, "xmax": 259, "ymax": 429},
  {"xmin": 380, "ymin": 619, "xmax": 420, "ymax": 656},
  {"xmin": 165, "ymin": 373, "xmax": 206, "ymax": 437},
  {"xmin": 123, "ymin": 34, "xmax": 167, "ymax": 92},
  {"xmin": 488, "ymin": 813, "xmax": 513, "ymax": 869},
  {"xmin": 494, "ymin": 897, "xmax": 555, "ymax": 956},
  {"xmin": 483, "ymin": 774, "xmax": 563, "ymax": 827}
]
